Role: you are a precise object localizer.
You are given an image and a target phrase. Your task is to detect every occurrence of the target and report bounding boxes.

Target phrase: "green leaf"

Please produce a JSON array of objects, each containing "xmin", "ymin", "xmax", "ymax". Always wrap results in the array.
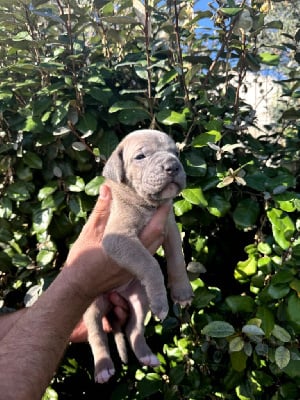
[
  {"xmin": 257, "ymin": 242, "xmax": 272, "ymax": 255},
  {"xmin": 65, "ymin": 176, "xmax": 85, "ymax": 192},
  {"xmin": 36, "ymin": 249, "xmax": 55, "ymax": 267},
  {"xmin": 274, "ymin": 192, "xmax": 299, "ymax": 212},
  {"xmin": 242, "ymin": 325, "xmax": 265, "ymax": 336},
  {"xmin": 181, "ymin": 188, "xmax": 208, "ymax": 206},
  {"xmin": 41, "ymin": 192, "xmax": 65, "ymax": 211},
  {"xmin": 118, "ymin": 109, "xmax": 149, "ymax": 125},
  {"xmin": 220, "ymin": 7, "xmax": 242, "ymax": 16},
  {"xmin": 0, "ymin": 197, "xmax": 13, "ymax": 219},
  {"xmin": 229, "ymin": 337, "xmax": 244, "ymax": 353},
  {"xmin": 281, "ymin": 108, "xmax": 300, "ymax": 120},
  {"xmin": 192, "ymin": 287, "xmax": 216, "ymax": 309},
  {"xmin": 271, "ymin": 325, "xmax": 291, "ymax": 342},
  {"xmin": 85, "ymin": 176, "xmax": 105, "ymax": 196},
  {"xmin": 267, "ymin": 208, "xmax": 295, "ymax": 250},
  {"xmin": 173, "ymin": 199, "xmax": 192, "ymax": 216},
  {"xmin": 23, "ymin": 115, "xmax": 44, "ymax": 133},
  {"xmin": 234, "ymin": 256, "xmax": 257, "ymax": 282},
  {"xmin": 275, "ymin": 346, "xmax": 290, "ymax": 369},
  {"xmin": 264, "ymin": 20, "xmax": 283, "ymax": 30},
  {"xmin": 256, "ymin": 307, "xmax": 274, "ymax": 338},
  {"xmin": 156, "ymin": 109, "xmax": 187, "ymax": 128},
  {"xmin": 226, "ymin": 295, "xmax": 255, "ymax": 313},
  {"xmin": 12, "ymin": 254, "xmax": 31, "ymax": 268},
  {"xmin": 6, "ymin": 182, "xmax": 31, "ymax": 202},
  {"xmin": 32, "ymin": 208, "xmax": 53, "ymax": 235},
  {"xmin": 76, "ymin": 112, "xmax": 97, "ymax": 134},
  {"xmin": 271, "ymin": 270, "xmax": 294, "ymax": 285},
  {"xmin": 86, "ymin": 87, "xmax": 112, "ymax": 104},
  {"xmin": 230, "ymin": 350, "xmax": 248, "ymax": 372},
  {"xmin": 169, "ymin": 365, "xmax": 185, "ymax": 385},
  {"xmin": 23, "ymin": 151, "xmax": 43, "ymax": 169},
  {"xmin": 0, "ymin": 90, "xmax": 13, "ymax": 101},
  {"xmin": 182, "ymin": 151, "xmax": 207, "ymax": 177},
  {"xmin": 259, "ymin": 52, "xmax": 280, "ymax": 66},
  {"xmin": 109, "ymin": 100, "xmax": 144, "ymax": 113},
  {"xmin": 192, "ymin": 130, "xmax": 222, "ymax": 147},
  {"xmin": 98, "ymin": 130, "xmax": 119, "ymax": 160},
  {"xmin": 207, "ymin": 194, "xmax": 231, "ymax": 217},
  {"xmin": 202, "ymin": 321, "xmax": 235, "ymax": 338},
  {"xmin": 42, "ymin": 386, "xmax": 58, "ymax": 400},
  {"xmin": 233, "ymin": 198, "xmax": 259, "ymax": 229},
  {"xmin": 101, "ymin": 16, "xmax": 138, "ymax": 24},
  {"xmin": 38, "ymin": 182, "xmax": 58, "ymax": 201},
  {"xmin": 287, "ymin": 293, "xmax": 300, "ymax": 329},
  {"xmin": 136, "ymin": 374, "xmax": 162, "ymax": 398},
  {"xmin": 156, "ymin": 69, "xmax": 178, "ymax": 92}
]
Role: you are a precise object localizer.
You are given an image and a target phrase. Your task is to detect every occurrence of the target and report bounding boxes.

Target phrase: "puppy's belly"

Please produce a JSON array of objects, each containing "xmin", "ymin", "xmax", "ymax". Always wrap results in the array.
[{"xmin": 111, "ymin": 278, "xmax": 145, "ymax": 303}]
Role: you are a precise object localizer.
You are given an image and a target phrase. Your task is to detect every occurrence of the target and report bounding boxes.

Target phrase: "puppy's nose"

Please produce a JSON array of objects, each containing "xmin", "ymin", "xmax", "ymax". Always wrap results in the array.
[{"xmin": 164, "ymin": 160, "xmax": 180, "ymax": 176}]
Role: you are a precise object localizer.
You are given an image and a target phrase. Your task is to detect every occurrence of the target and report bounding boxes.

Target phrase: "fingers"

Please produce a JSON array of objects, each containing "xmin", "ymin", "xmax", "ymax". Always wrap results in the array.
[
  {"xmin": 102, "ymin": 292, "xmax": 129, "ymax": 333},
  {"xmin": 108, "ymin": 292, "xmax": 129, "ymax": 311},
  {"xmin": 140, "ymin": 201, "xmax": 172, "ymax": 253}
]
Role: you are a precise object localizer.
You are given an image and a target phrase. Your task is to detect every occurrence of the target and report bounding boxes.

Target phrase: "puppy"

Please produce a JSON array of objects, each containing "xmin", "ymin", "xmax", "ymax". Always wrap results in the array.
[{"xmin": 83, "ymin": 129, "xmax": 194, "ymax": 383}]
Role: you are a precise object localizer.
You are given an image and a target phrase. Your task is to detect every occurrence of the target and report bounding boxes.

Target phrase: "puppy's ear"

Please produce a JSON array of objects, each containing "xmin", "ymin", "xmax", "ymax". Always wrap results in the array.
[{"xmin": 102, "ymin": 147, "xmax": 125, "ymax": 183}]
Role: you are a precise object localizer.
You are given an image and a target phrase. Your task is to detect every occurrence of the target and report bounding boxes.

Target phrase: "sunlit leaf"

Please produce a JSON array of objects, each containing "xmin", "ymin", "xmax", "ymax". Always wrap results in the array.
[
  {"xmin": 85, "ymin": 176, "xmax": 105, "ymax": 196},
  {"xmin": 156, "ymin": 109, "xmax": 187, "ymax": 128},
  {"xmin": 234, "ymin": 256, "xmax": 257, "ymax": 282},
  {"xmin": 181, "ymin": 187, "xmax": 208, "ymax": 206},
  {"xmin": 192, "ymin": 130, "xmax": 222, "ymax": 147}
]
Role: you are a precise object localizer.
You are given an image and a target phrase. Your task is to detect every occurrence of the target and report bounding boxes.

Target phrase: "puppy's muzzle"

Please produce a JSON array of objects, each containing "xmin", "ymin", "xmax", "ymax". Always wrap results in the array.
[{"xmin": 164, "ymin": 159, "xmax": 180, "ymax": 177}]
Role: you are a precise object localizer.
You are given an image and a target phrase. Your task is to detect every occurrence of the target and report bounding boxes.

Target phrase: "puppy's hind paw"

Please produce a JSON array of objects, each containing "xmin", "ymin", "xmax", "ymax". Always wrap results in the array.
[
  {"xmin": 139, "ymin": 354, "xmax": 160, "ymax": 367},
  {"xmin": 151, "ymin": 304, "xmax": 169, "ymax": 321},
  {"xmin": 95, "ymin": 367, "xmax": 115, "ymax": 384},
  {"xmin": 171, "ymin": 284, "xmax": 194, "ymax": 308},
  {"xmin": 150, "ymin": 297, "xmax": 169, "ymax": 321}
]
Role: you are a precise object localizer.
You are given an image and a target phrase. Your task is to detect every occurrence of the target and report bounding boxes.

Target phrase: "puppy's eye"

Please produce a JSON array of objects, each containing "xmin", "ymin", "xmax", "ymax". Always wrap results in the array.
[{"xmin": 134, "ymin": 153, "xmax": 146, "ymax": 160}]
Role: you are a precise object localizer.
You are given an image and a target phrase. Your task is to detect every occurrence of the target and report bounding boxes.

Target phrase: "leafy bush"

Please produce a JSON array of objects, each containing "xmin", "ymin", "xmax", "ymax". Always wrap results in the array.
[{"xmin": 0, "ymin": 0, "xmax": 299, "ymax": 399}]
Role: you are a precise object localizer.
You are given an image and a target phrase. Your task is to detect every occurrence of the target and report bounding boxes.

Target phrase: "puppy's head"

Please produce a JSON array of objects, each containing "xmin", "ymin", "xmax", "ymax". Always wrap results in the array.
[{"xmin": 102, "ymin": 129, "xmax": 186, "ymax": 204}]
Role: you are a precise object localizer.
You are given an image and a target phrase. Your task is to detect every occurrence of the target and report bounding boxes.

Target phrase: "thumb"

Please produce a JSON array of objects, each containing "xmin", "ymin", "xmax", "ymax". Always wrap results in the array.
[{"xmin": 82, "ymin": 184, "xmax": 112, "ymax": 233}]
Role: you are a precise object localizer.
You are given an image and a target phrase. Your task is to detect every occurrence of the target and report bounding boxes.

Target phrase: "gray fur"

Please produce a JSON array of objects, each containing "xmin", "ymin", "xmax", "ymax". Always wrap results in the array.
[{"xmin": 83, "ymin": 129, "xmax": 194, "ymax": 383}]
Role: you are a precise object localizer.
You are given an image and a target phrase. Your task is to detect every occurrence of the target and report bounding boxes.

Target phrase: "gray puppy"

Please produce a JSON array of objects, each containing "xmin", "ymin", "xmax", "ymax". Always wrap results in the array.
[{"xmin": 84, "ymin": 129, "xmax": 194, "ymax": 383}]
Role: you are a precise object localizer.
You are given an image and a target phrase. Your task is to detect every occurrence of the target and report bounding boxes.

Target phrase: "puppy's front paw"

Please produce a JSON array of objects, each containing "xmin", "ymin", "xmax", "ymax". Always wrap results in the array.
[
  {"xmin": 171, "ymin": 283, "xmax": 194, "ymax": 307},
  {"xmin": 139, "ymin": 354, "xmax": 160, "ymax": 367},
  {"xmin": 95, "ymin": 358, "xmax": 115, "ymax": 384}
]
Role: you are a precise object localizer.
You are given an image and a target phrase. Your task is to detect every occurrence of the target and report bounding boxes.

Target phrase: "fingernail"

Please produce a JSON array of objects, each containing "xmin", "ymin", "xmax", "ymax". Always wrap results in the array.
[{"xmin": 99, "ymin": 184, "xmax": 109, "ymax": 199}]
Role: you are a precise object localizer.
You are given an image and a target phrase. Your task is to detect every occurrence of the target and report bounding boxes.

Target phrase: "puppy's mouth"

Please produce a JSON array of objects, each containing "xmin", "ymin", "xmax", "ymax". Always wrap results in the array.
[{"xmin": 150, "ymin": 182, "xmax": 181, "ymax": 201}]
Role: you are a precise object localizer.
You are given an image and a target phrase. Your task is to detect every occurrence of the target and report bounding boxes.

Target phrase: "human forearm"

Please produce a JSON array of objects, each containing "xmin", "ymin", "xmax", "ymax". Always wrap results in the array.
[
  {"xmin": 0, "ymin": 308, "xmax": 27, "ymax": 341},
  {"xmin": 0, "ymin": 267, "xmax": 95, "ymax": 400}
]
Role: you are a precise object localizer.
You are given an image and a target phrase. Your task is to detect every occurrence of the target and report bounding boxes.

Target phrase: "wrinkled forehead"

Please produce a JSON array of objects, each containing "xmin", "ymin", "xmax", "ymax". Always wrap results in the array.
[{"xmin": 122, "ymin": 131, "xmax": 177, "ymax": 159}]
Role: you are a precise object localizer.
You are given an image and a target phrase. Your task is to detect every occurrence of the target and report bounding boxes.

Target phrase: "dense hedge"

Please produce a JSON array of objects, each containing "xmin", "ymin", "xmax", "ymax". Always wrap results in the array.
[{"xmin": 0, "ymin": 1, "xmax": 300, "ymax": 399}]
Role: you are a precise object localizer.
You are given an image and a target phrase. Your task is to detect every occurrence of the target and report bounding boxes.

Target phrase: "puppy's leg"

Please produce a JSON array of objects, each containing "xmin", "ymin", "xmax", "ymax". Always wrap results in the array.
[
  {"xmin": 124, "ymin": 280, "xmax": 160, "ymax": 367},
  {"xmin": 103, "ymin": 234, "xmax": 169, "ymax": 320},
  {"xmin": 83, "ymin": 297, "xmax": 116, "ymax": 383},
  {"xmin": 163, "ymin": 210, "xmax": 194, "ymax": 306}
]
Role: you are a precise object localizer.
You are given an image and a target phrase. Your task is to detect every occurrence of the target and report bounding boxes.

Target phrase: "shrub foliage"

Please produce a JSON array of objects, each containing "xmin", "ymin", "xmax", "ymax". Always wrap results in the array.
[{"xmin": 0, "ymin": 0, "xmax": 300, "ymax": 399}]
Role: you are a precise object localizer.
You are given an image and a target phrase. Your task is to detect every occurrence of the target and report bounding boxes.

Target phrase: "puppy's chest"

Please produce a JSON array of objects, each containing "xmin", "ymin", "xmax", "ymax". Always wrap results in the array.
[{"xmin": 108, "ymin": 184, "xmax": 156, "ymax": 234}]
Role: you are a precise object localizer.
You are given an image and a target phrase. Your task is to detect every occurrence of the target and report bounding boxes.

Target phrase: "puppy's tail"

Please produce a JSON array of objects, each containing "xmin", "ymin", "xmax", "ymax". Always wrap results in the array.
[{"xmin": 113, "ymin": 324, "xmax": 128, "ymax": 364}]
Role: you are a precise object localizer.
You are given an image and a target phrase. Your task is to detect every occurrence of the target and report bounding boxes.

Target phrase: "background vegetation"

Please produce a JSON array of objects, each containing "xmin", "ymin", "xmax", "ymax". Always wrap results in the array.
[{"xmin": 0, "ymin": 0, "xmax": 299, "ymax": 398}]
